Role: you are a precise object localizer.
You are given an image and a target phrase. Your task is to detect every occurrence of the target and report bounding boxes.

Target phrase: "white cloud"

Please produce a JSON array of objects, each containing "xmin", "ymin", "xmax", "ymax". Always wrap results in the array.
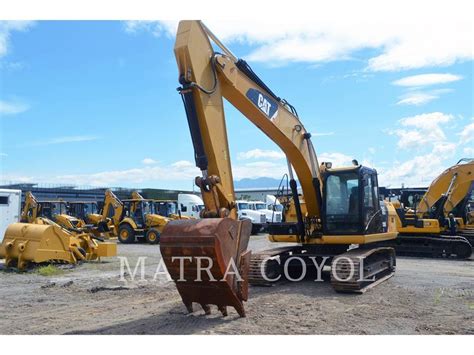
[
  {"xmin": 1, "ymin": 160, "xmax": 200, "ymax": 187},
  {"xmin": 0, "ymin": 100, "xmax": 29, "ymax": 115},
  {"xmin": 2, "ymin": 159, "xmax": 287, "ymax": 186},
  {"xmin": 0, "ymin": 21, "xmax": 34, "ymax": 57},
  {"xmin": 319, "ymin": 152, "xmax": 354, "ymax": 167},
  {"xmin": 26, "ymin": 135, "xmax": 99, "ymax": 147},
  {"xmin": 0, "ymin": 153, "xmax": 7, "ymax": 157},
  {"xmin": 389, "ymin": 112, "xmax": 454, "ymax": 149},
  {"xmin": 463, "ymin": 147, "xmax": 474, "ymax": 157},
  {"xmin": 459, "ymin": 120, "xmax": 474, "ymax": 145},
  {"xmin": 142, "ymin": 158, "xmax": 157, "ymax": 165},
  {"xmin": 379, "ymin": 153, "xmax": 451, "ymax": 187},
  {"xmin": 396, "ymin": 88, "xmax": 453, "ymax": 106},
  {"xmin": 392, "ymin": 73, "xmax": 462, "ymax": 87},
  {"xmin": 171, "ymin": 160, "xmax": 195, "ymax": 169},
  {"xmin": 237, "ymin": 149, "xmax": 285, "ymax": 160},
  {"xmin": 233, "ymin": 161, "xmax": 287, "ymax": 180},
  {"xmin": 396, "ymin": 92, "xmax": 439, "ymax": 106},
  {"xmin": 123, "ymin": 21, "xmax": 174, "ymax": 38},
  {"xmin": 380, "ymin": 112, "xmax": 461, "ymax": 187},
  {"xmin": 132, "ymin": 3, "xmax": 473, "ymax": 71}
]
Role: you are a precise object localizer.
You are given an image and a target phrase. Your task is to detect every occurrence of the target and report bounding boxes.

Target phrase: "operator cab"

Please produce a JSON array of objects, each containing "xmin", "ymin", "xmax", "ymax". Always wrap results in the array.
[
  {"xmin": 40, "ymin": 201, "xmax": 67, "ymax": 220},
  {"xmin": 322, "ymin": 166, "xmax": 387, "ymax": 235},
  {"xmin": 154, "ymin": 201, "xmax": 177, "ymax": 217},
  {"xmin": 123, "ymin": 199, "xmax": 152, "ymax": 228},
  {"xmin": 69, "ymin": 202, "xmax": 99, "ymax": 220}
]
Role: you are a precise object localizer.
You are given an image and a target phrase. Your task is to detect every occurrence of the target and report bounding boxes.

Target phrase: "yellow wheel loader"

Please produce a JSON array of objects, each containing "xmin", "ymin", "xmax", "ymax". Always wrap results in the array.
[
  {"xmin": 160, "ymin": 21, "xmax": 398, "ymax": 317},
  {"xmin": 114, "ymin": 192, "xmax": 171, "ymax": 245},
  {"xmin": 381, "ymin": 159, "xmax": 473, "ymax": 259}
]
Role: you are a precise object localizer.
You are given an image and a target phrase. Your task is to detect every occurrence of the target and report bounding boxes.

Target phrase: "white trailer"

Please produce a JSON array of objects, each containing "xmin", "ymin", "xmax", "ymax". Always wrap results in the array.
[{"xmin": 0, "ymin": 189, "xmax": 22, "ymax": 243}]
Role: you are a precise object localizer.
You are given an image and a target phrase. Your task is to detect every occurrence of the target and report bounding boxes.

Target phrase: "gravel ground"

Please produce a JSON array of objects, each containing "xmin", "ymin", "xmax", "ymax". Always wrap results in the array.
[{"xmin": 0, "ymin": 234, "xmax": 472, "ymax": 335}]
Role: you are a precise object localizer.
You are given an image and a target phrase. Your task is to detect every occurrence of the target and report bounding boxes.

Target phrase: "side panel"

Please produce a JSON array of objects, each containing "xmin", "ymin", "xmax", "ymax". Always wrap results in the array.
[{"xmin": 0, "ymin": 189, "xmax": 22, "ymax": 243}]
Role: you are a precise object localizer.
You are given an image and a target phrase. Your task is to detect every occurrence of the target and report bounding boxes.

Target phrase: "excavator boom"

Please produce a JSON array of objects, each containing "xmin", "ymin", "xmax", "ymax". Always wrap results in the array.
[{"xmin": 417, "ymin": 158, "xmax": 474, "ymax": 217}]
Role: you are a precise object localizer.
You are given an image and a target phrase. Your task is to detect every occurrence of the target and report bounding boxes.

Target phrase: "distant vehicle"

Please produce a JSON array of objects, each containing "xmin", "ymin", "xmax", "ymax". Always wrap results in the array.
[
  {"xmin": 0, "ymin": 189, "xmax": 21, "ymax": 243},
  {"xmin": 236, "ymin": 200, "xmax": 266, "ymax": 234},
  {"xmin": 178, "ymin": 194, "xmax": 204, "ymax": 219},
  {"xmin": 265, "ymin": 195, "xmax": 284, "ymax": 215},
  {"xmin": 247, "ymin": 200, "xmax": 282, "ymax": 223}
]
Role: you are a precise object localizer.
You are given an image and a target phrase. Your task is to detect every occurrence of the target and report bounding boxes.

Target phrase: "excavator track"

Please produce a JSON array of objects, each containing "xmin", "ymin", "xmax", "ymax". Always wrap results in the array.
[
  {"xmin": 381, "ymin": 235, "xmax": 472, "ymax": 259},
  {"xmin": 248, "ymin": 246, "xmax": 300, "ymax": 286},
  {"xmin": 455, "ymin": 229, "xmax": 474, "ymax": 248},
  {"xmin": 330, "ymin": 247, "xmax": 396, "ymax": 293},
  {"xmin": 248, "ymin": 245, "xmax": 396, "ymax": 293}
]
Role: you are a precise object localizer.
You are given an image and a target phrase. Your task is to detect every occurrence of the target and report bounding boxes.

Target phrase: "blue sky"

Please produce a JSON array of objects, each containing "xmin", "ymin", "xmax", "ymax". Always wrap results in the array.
[{"xmin": 0, "ymin": 20, "xmax": 472, "ymax": 190}]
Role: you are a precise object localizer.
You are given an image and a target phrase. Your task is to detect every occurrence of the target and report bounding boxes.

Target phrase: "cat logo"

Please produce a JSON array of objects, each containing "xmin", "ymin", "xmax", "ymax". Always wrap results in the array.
[
  {"xmin": 246, "ymin": 88, "xmax": 278, "ymax": 120},
  {"xmin": 257, "ymin": 93, "xmax": 271, "ymax": 116}
]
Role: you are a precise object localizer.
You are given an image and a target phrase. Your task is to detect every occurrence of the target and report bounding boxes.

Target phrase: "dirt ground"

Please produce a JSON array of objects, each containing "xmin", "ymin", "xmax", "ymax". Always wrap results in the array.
[{"xmin": 0, "ymin": 234, "xmax": 473, "ymax": 335}]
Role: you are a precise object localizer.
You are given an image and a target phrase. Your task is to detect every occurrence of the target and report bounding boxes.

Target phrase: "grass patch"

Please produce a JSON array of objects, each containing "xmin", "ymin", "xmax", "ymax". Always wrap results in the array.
[{"xmin": 36, "ymin": 264, "xmax": 65, "ymax": 277}]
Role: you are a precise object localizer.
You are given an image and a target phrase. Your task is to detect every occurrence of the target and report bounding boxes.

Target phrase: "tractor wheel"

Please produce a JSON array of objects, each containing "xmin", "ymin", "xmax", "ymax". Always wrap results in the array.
[
  {"xmin": 146, "ymin": 228, "xmax": 160, "ymax": 244},
  {"xmin": 118, "ymin": 224, "xmax": 135, "ymax": 244}
]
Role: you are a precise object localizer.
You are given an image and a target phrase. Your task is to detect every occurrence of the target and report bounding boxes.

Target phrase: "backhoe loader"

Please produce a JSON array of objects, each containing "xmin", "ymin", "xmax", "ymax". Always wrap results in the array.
[
  {"xmin": 381, "ymin": 159, "xmax": 473, "ymax": 258},
  {"xmin": 21, "ymin": 192, "xmax": 87, "ymax": 232},
  {"xmin": 160, "ymin": 20, "xmax": 397, "ymax": 318},
  {"xmin": 115, "ymin": 191, "xmax": 171, "ymax": 244},
  {"xmin": 153, "ymin": 200, "xmax": 192, "ymax": 220},
  {"xmin": 68, "ymin": 190, "xmax": 124, "ymax": 239}
]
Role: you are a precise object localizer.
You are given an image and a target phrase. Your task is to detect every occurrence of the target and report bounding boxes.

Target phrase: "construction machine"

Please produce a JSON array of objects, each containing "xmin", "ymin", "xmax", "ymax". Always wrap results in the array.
[
  {"xmin": 160, "ymin": 20, "xmax": 397, "ymax": 318},
  {"xmin": 382, "ymin": 159, "xmax": 473, "ymax": 258},
  {"xmin": 0, "ymin": 217, "xmax": 116, "ymax": 270},
  {"xmin": 1, "ymin": 191, "xmax": 117, "ymax": 270},
  {"xmin": 68, "ymin": 201, "xmax": 100, "ymax": 224},
  {"xmin": 21, "ymin": 192, "xmax": 87, "ymax": 231},
  {"xmin": 116, "ymin": 191, "xmax": 171, "ymax": 244},
  {"xmin": 152, "ymin": 200, "xmax": 192, "ymax": 220},
  {"xmin": 68, "ymin": 190, "xmax": 123, "ymax": 239}
]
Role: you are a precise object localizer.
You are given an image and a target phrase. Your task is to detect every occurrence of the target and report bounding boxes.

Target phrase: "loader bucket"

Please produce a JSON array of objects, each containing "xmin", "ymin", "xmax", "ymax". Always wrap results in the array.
[
  {"xmin": 0, "ymin": 223, "xmax": 86, "ymax": 270},
  {"xmin": 160, "ymin": 218, "xmax": 252, "ymax": 317}
]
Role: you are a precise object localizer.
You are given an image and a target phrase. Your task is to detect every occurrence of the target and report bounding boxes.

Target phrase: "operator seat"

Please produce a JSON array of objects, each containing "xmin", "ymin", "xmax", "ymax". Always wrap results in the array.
[{"xmin": 349, "ymin": 187, "xmax": 359, "ymax": 217}]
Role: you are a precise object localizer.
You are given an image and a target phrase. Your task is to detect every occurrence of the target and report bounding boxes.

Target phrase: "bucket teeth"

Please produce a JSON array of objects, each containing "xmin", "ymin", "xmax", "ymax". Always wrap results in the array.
[
  {"xmin": 201, "ymin": 304, "xmax": 211, "ymax": 315},
  {"xmin": 218, "ymin": 306, "xmax": 228, "ymax": 317}
]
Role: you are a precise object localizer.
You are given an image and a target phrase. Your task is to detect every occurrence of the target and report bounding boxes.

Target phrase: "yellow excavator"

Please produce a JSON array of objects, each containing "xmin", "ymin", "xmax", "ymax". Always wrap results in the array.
[
  {"xmin": 160, "ymin": 20, "xmax": 398, "ymax": 317},
  {"xmin": 115, "ymin": 191, "xmax": 171, "ymax": 244},
  {"xmin": 383, "ymin": 159, "xmax": 473, "ymax": 258}
]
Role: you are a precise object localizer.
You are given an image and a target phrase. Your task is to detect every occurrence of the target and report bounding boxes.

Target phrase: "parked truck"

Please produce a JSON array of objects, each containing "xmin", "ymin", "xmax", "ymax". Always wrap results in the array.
[
  {"xmin": 236, "ymin": 200, "xmax": 266, "ymax": 234},
  {"xmin": 247, "ymin": 200, "xmax": 283, "ymax": 223},
  {"xmin": 177, "ymin": 193, "xmax": 204, "ymax": 219}
]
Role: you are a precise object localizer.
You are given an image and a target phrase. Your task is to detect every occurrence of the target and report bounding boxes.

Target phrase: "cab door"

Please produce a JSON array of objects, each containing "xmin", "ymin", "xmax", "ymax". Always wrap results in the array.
[{"xmin": 361, "ymin": 172, "xmax": 384, "ymax": 234}]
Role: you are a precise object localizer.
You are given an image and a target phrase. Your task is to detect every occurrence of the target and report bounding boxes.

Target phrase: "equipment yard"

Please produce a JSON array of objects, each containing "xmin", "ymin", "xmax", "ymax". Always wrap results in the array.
[{"xmin": 1, "ymin": 234, "xmax": 472, "ymax": 335}]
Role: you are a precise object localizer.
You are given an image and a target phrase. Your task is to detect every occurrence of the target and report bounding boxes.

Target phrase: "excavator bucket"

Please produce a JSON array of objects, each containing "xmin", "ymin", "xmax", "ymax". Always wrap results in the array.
[
  {"xmin": 0, "ymin": 222, "xmax": 116, "ymax": 270},
  {"xmin": 160, "ymin": 218, "xmax": 252, "ymax": 317}
]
